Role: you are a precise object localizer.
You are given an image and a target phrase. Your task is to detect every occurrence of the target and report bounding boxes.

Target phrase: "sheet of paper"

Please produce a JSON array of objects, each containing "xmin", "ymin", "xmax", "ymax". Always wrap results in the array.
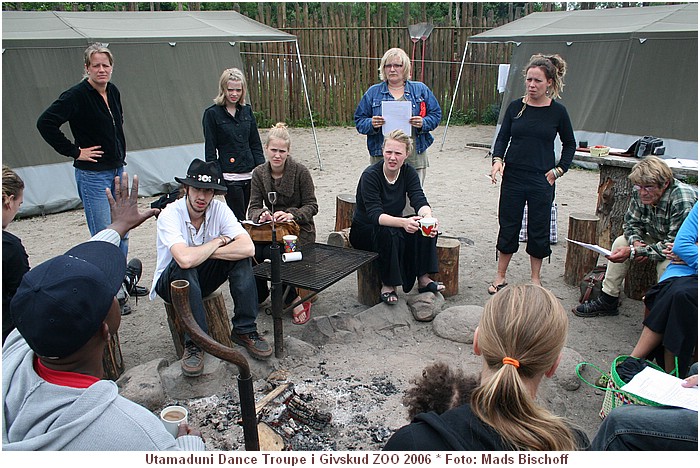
[
  {"xmin": 565, "ymin": 238, "xmax": 612, "ymax": 257},
  {"xmin": 381, "ymin": 100, "xmax": 411, "ymax": 136},
  {"xmin": 620, "ymin": 366, "xmax": 698, "ymax": 412},
  {"xmin": 241, "ymin": 220, "xmax": 271, "ymax": 227}
]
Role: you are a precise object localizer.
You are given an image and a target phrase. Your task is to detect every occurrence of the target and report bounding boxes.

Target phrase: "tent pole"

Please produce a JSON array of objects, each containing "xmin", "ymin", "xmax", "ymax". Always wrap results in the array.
[
  {"xmin": 440, "ymin": 40, "xmax": 470, "ymax": 152},
  {"xmin": 295, "ymin": 41, "xmax": 323, "ymax": 170}
]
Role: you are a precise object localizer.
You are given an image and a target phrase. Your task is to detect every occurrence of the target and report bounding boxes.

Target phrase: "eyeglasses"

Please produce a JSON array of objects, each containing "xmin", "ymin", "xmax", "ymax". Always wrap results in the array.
[
  {"xmin": 633, "ymin": 184, "xmax": 658, "ymax": 193},
  {"xmin": 384, "ymin": 63, "xmax": 403, "ymax": 69}
]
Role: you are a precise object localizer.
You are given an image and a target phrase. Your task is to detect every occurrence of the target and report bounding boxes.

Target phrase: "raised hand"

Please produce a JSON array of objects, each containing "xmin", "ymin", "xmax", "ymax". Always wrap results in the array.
[{"xmin": 106, "ymin": 172, "xmax": 160, "ymax": 238}]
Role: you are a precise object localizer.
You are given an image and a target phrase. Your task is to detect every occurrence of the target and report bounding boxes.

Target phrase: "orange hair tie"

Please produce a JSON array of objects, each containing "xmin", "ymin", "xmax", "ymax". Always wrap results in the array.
[{"xmin": 502, "ymin": 357, "xmax": 520, "ymax": 368}]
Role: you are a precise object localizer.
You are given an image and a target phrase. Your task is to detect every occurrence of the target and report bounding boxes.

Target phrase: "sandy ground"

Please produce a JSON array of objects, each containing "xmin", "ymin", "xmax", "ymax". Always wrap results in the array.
[{"xmin": 7, "ymin": 125, "xmax": 647, "ymax": 450}]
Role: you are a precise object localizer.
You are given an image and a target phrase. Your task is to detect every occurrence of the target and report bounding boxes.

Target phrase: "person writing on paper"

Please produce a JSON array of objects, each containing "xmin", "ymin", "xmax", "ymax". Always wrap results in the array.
[
  {"xmin": 350, "ymin": 130, "xmax": 443, "ymax": 306},
  {"xmin": 574, "ymin": 156, "xmax": 696, "ymax": 317},
  {"xmin": 354, "ymin": 47, "xmax": 441, "ymax": 187},
  {"xmin": 591, "ymin": 363, "xmax": 698, "ymax": 451},
  {"xmin": 248, "ymin": 123, "xmax": 319, "ymax": 325},
  {"xmin": 3, "ymin": 173, "xmax": 206, "ymax": 451},
  {"xmin": 625, "ymin": 201, "xmax": 698, "ymax": 376},
  {"xmin": 489, "ymin": 54, "xmax": 575, "ymax": 295},
  {"xmin": 383, "ymin": 284, "xmax": 589, "ymax": 450}
]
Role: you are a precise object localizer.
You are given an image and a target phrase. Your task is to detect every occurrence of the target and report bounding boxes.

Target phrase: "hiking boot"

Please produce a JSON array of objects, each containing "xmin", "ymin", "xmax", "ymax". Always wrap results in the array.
[
  {"xmin": 573, "ymin": 294, "xmax": 619, "ymax": 318},
  {"xmin": 181, "ymin": 343, "xmax": 204, "ymax": 377},
  {"xmin": 230, "ymin": 331, "xmax": 272, "ymax": 360},
  {"xmin": 124, "ymin": 258, "xmax": 145, "ymax": 297}
]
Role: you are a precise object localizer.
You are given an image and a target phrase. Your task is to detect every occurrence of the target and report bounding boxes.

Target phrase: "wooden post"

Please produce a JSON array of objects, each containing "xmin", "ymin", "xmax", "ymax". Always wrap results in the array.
[
  {"xmin": 432, "ymin": 237, "xmax": 460, "ymax": 297},
  {"xmin": 164, "ymin": 289, "xmax": 233, "ymax": 358},
  {"xmin": 357, "ymin": 260, "xmax": 382, "ymax": 306},
  {"xmin": 102, "ymin": 330, "xmax": 125, "ymax": 381},
  {"xmin": 334, "ymin": 194, "xmax": 356, "ymax": 232},
  {"xmin": 564, "ymin": 213, "xmax": 600, "ymax": 285}
]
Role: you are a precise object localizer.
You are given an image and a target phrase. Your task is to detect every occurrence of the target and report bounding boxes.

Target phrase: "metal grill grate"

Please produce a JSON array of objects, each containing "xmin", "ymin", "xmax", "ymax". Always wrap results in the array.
[{"xmin": 253, "ymin": 243, "xmax": 377, "ymax": 291}]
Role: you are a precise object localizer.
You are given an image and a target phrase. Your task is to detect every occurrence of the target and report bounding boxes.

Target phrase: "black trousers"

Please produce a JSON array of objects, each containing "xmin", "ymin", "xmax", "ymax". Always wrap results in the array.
[
  {"xmin": 497, "ymin": 169, "xmax": 554, "ymax": 259},
  {"xmin": 350, "ymin": 221, "xmax": 439, "ymax": 293},
  {"xmin": 224, "ymin": 179, "xmax": 252, "ymax": 222}
]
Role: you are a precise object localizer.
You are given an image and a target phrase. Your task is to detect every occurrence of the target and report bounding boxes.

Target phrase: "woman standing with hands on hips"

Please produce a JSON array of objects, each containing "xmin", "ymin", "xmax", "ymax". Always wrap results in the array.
[
  {"xmin": 350, "ymin": 130, "xmax": 444, "ymax": 306},
  {"xmin": 248, "ymin": 123, "xmax": 319, "ymax": 325},
  {"xmin": 203, "ymin": 68, "xmax": 265, "ymax": 222},
  {"xmin": 354, "ymin": 48, "xmax": 441, "ymax": 187},
  {"xmin": 37, "ymin": 43, "xmax": 130, "ymax": 257},
  {"xmin": 488, "ymin": 54, "xmax": 575, "ymax": 295}
]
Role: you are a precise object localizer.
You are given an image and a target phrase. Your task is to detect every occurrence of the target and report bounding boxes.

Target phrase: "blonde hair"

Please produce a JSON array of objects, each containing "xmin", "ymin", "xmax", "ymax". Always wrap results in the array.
[
  {"xmin": 264, "ymin": 122, "xmax": 291, "ymax": 150},
  {"xmin": 629, "ymin": 156, "xmax": 673, "ymax": 188},
  {"xmin": 83, "ymin": 43, "xmax": 114, "ymax": 79},
  {"xmin": 2, "ymin": 165, "xmax": 24, "ymax": 204},
  {"xmin": 383, "ymin": 129, "xmax": 414, "ymax": 156},
  {"xmin": 471, "ymin": 284, "xmax": 578, "ymax": 451},
  {"xmin": 213, "ymin": 68, "xmax": 248, "ymax": 106},
  {"xmin": 515, "ymin": 54, "xmax": 567, "ymax": 119},
  {"xmin": 378, "ymin": 48, "xmax": 412, "ymax": 82}
]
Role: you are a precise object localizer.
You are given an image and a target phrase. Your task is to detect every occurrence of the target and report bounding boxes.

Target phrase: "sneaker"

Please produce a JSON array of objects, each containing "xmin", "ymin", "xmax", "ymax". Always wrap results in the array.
[
  {"xmin": 230, "ymin": 331, "xmax": 273, "ymax": 360},
  {"xmin": 181, "ymin": 343, "xmax": 204, "ymax": 377},
  {"xmin": 573, "ymin": 296, "xmax": 619, "ymax": 318},
  {"xmin": 132, "ymin": 285, "xmax": 149, "ymax": 297},
  {"xmin": 124, "ymin": 258, "xmax": 143, "ymax": 297}
]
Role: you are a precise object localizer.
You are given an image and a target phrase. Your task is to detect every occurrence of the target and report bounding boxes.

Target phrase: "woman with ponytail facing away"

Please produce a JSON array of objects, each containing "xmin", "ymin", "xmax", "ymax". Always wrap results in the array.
[{"xmin": 384, "ymin": 284, "xmax": 589, "ymax": 451}]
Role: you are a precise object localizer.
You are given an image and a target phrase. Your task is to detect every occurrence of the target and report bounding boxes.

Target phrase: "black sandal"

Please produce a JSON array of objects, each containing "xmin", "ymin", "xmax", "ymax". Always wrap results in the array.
[{"xmin": 380, "ymin": 291, "xmax": 398, "ymax": 305}]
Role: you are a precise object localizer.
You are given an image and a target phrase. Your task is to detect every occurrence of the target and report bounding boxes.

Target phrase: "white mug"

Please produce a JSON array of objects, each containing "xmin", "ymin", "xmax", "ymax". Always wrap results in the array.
[
  {"xmin": 419, "ymin": 217, "xmax": 437, "ymax": 237},
  {"xmin": 160, "ymin": 405, "xmax": 188, "ymax": 437}
]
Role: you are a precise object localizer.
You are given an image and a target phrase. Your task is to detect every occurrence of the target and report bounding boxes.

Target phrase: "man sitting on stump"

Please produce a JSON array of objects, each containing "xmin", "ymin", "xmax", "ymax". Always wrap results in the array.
[
  {"xmin": 574, "ymin": 156, "xmax": 696, "ymax": 318},
  {"xmin": 149, "ymin": 159, "xmax": 271, "ymax": 377}
]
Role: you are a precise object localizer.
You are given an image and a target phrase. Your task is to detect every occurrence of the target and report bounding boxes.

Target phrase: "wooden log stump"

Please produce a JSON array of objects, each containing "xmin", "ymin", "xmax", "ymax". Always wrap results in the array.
[
  {"xmin": 327, "ymin": 228, "xmax": 351, "ymax": 248},
  {"xmin": 357, "ymin": 260, "xmax": 382, "ymax": 307},
  {"xmin": 164, "ymin": 289, "xmax": 233, "ymax": 358},
  {"xmin": 625, "ymin": 260, "xmax": 657, "ymax": 301},
  {"xmin": 432, "ymin": 237, "xmax": 460, "ymax": 297},
  {"xmin": 564, "ymin": 213, "xmax": 600, "ymax": 285},
  {"xmin": 595, "ymin": 165, "xmax": 634, "ymax": 249},
  {"xmin": 102, "ymin": 330, "xmax": 125, "ymax": 381},
  {"xmin": 334, "ymin": 194, "xmax": 356, "ymax": 232}
]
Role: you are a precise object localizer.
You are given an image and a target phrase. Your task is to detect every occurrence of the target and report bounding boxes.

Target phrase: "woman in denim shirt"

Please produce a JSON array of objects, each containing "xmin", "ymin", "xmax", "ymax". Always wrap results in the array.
[
  {"xmin": 354, "ymin": 48, "xmax": 441, "ymax": 188},
  {"xmin": 203, "ymin": 68, "xmax": 265, "ymax": 222}
]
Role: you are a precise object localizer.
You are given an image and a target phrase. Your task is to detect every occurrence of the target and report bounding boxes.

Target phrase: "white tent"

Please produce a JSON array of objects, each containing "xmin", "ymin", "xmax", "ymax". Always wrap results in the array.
[
  {"xmin": 2, "ymin": 10, "xmax": 320, "ymax": 217},
  {"xmin": 442, "ymin": 4, "xmax": 698, "ymax": 160}
]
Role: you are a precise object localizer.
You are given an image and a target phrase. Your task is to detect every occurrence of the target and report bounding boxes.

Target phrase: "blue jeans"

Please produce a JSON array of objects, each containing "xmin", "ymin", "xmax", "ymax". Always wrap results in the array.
[
  {"xmin": 155, "ymin": 257, "xmax": 259, "ymax": 344},
  {"xmin": 591, "ymin": 363, "xmax": 698, "ymax": 451},
  {"xmin": 75, "ymin": 167, "xmax": 128, "ymax": 256}
]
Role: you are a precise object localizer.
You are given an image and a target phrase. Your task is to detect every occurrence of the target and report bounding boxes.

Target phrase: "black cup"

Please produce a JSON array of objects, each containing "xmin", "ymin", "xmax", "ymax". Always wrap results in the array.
[{"xmin": 579, "ymin": 140, "xmax": 588, "ymax": 148}]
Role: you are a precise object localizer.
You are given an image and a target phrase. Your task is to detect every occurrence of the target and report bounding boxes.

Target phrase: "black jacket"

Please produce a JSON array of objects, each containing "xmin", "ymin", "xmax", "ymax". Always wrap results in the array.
[
  {"xmin": 383, "ymin": 404, "xmax": 590, "ymax": 451},
  {"xmin": 37, "ymin": 80, "xmax": 126, "ymax": 171},
  {"xmin": 202, "ymin": 103, "xmax": 264, "ymax": 174}
]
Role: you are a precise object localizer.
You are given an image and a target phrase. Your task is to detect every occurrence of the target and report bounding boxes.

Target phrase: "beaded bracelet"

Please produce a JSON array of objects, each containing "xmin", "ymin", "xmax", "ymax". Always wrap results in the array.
[{"xmin": 492, "ymin": 157, "xmax": 504, "ymax": 165}]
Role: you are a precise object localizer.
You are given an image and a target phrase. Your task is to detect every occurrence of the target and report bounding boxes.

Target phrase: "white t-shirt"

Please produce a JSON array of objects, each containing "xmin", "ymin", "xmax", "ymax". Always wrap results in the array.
[{"xmin": 149, "ymin": 196, "xmax": 245, "ymax": 299}]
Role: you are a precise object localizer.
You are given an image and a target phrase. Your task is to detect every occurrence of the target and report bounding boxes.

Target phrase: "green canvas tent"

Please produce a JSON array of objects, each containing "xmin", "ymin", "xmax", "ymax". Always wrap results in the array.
[
  {"xmin": 2, "ymin": 10, "xmax": 319, "ymax": 217},
  {"xmin": 443, "ymin": 4, "xmax": 698, "ymax": 160}
]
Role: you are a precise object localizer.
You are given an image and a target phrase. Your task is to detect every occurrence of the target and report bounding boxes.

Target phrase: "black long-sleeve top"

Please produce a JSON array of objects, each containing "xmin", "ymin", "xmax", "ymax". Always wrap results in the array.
[
  {"xmin": 353, "ymin": 161, "xmax": 429, "ymax": 226},
  {"xmin": 202, "ymin": 103, "xmax": 265, "ymax": 174},
  {"xmin": 36, "ymin": 80, "xmax": 126, "ymax": 171},
  {"xmin": 493, "ymin": 99, "xmax": 576, "ymax": 174}
]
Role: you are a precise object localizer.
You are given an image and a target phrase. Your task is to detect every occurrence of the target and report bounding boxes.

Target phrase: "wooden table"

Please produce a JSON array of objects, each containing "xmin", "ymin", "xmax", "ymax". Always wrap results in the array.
[
  {"xmin": 573, "ymin": 151, "xmax": 698, "ymax": 299},
  {"xmin": 253, "ymin": 243, "xmax": 377, "ymax": 357}
]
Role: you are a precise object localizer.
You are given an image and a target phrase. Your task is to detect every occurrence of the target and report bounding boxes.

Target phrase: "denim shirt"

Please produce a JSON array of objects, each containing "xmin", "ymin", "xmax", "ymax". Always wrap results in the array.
[{"xmin": 354, "ymin": 80, "xmax": 442, "ymax": 157}]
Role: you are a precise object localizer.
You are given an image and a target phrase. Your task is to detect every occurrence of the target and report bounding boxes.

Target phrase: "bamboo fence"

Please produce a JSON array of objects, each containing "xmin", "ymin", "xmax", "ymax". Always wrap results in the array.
[{"xmin": 241, "ymin": 3, "xmax": 513, "ymax": 127}]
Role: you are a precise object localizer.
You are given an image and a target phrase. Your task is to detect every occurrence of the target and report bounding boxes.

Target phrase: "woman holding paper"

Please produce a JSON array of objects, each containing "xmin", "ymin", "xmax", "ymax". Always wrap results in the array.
[
  {"xmin": 248, "ymin": 123, "xmax": 318, "ymax": 325},
  {"xmin": 354, "ymin": 48, "xmax": 441, "ymax": 187}
]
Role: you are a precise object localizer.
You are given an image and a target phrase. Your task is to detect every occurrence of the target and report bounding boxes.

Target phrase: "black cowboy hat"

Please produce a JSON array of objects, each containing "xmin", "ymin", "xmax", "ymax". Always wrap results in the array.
[{"xmin": 175, "ymin": 158, "xmax": 227, "ymax": 195}]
